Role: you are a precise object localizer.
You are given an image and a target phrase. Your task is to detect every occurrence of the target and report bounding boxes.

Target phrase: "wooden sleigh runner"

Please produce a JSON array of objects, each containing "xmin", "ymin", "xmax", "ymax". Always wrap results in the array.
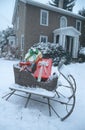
[{"xmin": 2, "ymin": 60, "xmax": 76, "ymax": 121}]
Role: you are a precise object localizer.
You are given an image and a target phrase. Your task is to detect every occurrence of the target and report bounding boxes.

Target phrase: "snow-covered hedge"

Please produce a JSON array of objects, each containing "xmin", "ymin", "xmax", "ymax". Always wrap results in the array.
[
  {"xmin": 1, "ymin": 44, "xmax": 19, "ymax": 60},
  {"xmin": 78, "ymin": 47, "xmax": 85, "ymax": 62},
  {"xmin": 79, "ymin": 47, "xmax": 85, "ymax": 55},
  {"xmin": 33, "ymin": 42, "xmax": 72, "ymax": 66}
]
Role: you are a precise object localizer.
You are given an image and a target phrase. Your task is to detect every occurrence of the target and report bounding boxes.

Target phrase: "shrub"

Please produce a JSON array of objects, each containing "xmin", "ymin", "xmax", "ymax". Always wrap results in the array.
[
  {"xmin": 78, "ymin": 47, "xmax": 85, "ymax": 62},
  {"xmin": 33, "ymin": 42, "xmax": 72, "ymax": 66}
]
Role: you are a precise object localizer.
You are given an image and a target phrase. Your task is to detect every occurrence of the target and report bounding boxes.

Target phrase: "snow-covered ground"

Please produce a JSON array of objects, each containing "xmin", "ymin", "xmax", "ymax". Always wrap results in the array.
[{"xmin": 0, "ymin": 58, "xmax": 85, "ymax": 130}]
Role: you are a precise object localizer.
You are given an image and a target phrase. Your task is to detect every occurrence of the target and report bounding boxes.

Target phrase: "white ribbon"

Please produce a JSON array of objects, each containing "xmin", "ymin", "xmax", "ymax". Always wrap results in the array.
[{"xmin": 37, "ymin": 61, "xmax": 49, "ymax": 82}]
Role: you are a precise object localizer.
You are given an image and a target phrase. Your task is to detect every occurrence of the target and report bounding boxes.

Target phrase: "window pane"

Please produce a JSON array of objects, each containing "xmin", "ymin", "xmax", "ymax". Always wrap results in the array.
[
  {"xmin": 60, "ymin": 16, "xmax": 67, "ymax": 28},
  {"xmin": 11, "ymin": 41, "xmax": 13, "ymax": 45},
  {"xmin": 41, "ymin": 37, "xmax": 46, "ymax": 43},
  {"xmin": 42, "ymin": 12, "xmax": 47, "ymax": 24},
  {"xmin": 21, "ymin": 35, "xmax": 24, "ymax": 51},
  {"xmin": 41, "ymin": 37, "xmax": 44, "ymax": 42},
  {"xmin": 40, "ymin": 10, "xmax": 48, "ymax": 26},
  {"xmin": 77, "ymin": 22, "xmax": 80, "ymax": 30},
  {"xmin": 40, "ymin": 35, "xmax": 48, "ymax": 43},
  {"xmin": 76, "ymin": 20, "xmax": 81, "ymax": 32}
]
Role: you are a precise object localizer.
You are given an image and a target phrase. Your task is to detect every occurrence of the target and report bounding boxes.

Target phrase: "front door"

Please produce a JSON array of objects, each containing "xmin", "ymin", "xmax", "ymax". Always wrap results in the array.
[{"xmin": 65, "ymin": 36, "xmax": 73, "ymax": 56}]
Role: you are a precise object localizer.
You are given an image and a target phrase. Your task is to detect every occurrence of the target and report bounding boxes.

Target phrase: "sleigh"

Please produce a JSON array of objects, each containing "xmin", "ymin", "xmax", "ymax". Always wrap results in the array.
[{"xmin": 2, "ymin": 59, "xmax": 76, "ymax": 121}]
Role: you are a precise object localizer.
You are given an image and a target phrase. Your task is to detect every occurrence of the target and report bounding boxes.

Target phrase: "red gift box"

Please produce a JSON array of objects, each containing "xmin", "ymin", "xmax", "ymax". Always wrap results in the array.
[{"xmin": 34, "ymin": 58, "xmax": 52, "ymax": 81}]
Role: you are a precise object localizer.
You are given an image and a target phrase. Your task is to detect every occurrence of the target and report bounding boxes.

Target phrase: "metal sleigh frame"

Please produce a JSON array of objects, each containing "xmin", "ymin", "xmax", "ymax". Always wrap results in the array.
[{"xmin": 2, "ymin": 61, "xmax": 76, "ymax": 121}]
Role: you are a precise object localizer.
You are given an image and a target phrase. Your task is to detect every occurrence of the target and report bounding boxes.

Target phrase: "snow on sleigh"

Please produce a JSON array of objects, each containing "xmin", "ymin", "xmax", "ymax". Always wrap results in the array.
[{"xmin": 3, "ymin": 49, "xmax": 76, "ymax": 121}]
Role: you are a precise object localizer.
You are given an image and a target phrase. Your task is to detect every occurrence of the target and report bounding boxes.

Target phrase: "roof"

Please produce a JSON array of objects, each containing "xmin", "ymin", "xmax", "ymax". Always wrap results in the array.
[
  {"xmin": 12, "ymin": 0, "xmax": 85, "ymax": 24},
  {"xmin": 23, "ymin": 0, "xmax": 85, "ymax": 19}
]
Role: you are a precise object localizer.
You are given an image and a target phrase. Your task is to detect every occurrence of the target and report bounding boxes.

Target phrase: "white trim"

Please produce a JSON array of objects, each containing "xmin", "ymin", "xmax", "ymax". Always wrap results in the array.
[
  {"xmin": 76, "ymin": 20, "xmax": 81, "ymax": 32},
  {"xmin": 69, "ymin": 37, "xmax": 73, "ymax": 53},
  {"xmin": 40, "ymin": 9, "xmax": 49, "ymax": 26},
  {"xmin": 40, "ymin": 35, "xmax": 48, "ymax": 43},
  {"xmin": 60, "ymin": 16, "xmax": 67, "ymax": 28},
  {"xmin": 72, "ymin": 36, "xmax": 79, "ymax": 58},
  {"xmin": 21, "ymin": 34, "xmax": 24, "ymax": 51},
  {"xmin": 20, "ymin": 0, "xmax": 26, "ymax": 3},
  {"xmin": 53, "ymin": 26, "xmax": 81, "ymax": 36}
]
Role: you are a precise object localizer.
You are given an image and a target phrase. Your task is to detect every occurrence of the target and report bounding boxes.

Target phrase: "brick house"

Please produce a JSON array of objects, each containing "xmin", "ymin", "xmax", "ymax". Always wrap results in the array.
[{"xmin": 12, "ymin": 0, "xmax": 85, "ymax": 58}]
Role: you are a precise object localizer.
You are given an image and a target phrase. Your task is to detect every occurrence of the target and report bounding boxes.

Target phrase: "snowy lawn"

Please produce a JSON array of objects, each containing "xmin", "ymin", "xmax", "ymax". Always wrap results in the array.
[{"xmin": 0, "ymin": 58, "xmax": 85, "ymax": 130}]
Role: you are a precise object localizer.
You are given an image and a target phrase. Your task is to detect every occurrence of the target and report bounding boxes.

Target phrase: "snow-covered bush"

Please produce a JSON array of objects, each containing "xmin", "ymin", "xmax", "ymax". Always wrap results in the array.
[
  {"xmin": 79, "ymin": 47, "xmax": 85, "ymax": 55},
  {"xmin": 78, "ymin": 47, "xmax": 85, "ymax": 62},
  {"xmin": 1, "ymin": 44, "xmax": 19, "ymax": 60},
  {"xmin": 33, "ymin": 42, "xmax": 72, "ymax": 66}
]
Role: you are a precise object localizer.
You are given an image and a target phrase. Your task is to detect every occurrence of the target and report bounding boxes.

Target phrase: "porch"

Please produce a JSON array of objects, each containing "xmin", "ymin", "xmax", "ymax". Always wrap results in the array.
[{"xmin": 53, "ymin": 26, "xmax": 81, "ymax": 58}]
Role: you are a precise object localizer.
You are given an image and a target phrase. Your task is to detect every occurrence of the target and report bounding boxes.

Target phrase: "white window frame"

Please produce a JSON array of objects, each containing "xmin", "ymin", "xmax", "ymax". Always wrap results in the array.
[
  {"xmin": 21, "ymin": 34, "xmax": 24, "ymax": 51},
  {"xmin": 76, "ymin": 20, "xmax": 81, "ymax": 32},
  {"xmin": 40, "ymin": 9, "xmax": 49, "ymax": 26},
  {"xmin": 60, "ymin": 16, "xmax": 67, "ymax": 28},
  {"xmin": 40, "ymin": 35, "xmax": 48, "ymax": 43}
]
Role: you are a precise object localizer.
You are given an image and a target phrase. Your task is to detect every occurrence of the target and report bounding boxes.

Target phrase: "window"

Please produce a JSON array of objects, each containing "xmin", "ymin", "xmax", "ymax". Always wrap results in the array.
[
  {"xmin": 40, "ymin": 10, "xmax": 49, "ymax": 26},
  {"xmin": 10, "ymin": 41, "xmax": 13, "ymax": 45},
  {"xmin": 21, "ymin": 35, "xmax": 24, "ymax": 51},
  {"xmin": 76, "ymin": 20, "xmax": 81, "ymax": 32},
  {"xmin": 40, "ymin": 35, "xmax": 48, "ymax": 43},
  {"xmin": 60, "ymin": 16, "xmax": 67, "ymax": 28}
]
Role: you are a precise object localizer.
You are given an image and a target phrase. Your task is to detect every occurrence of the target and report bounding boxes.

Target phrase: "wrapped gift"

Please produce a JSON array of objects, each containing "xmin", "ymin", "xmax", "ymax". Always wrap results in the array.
[
  {"xmin": 19, "ymin": 61, "xmax": 36, "ymax": 73},
  {"xmin": 19, "ymin": 61, "xmax": 31, "ymax": 67},
  {"xmin": 34, "ymin": 58, "xmax": 52, "ymax": 81},
  {"xmin": 25, "ymin": 48, "xmax": 42, "ymax": 63}
]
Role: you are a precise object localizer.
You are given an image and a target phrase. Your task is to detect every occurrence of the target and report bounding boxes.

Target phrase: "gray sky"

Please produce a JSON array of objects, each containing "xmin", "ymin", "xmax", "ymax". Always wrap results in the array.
[
  {"xmin": 0, "ymin": 0, "xmax": 15, "ymax": 31},
  {"xmin": 0, "ymin": 0, "xmax": 85, "ymax": 31}
]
